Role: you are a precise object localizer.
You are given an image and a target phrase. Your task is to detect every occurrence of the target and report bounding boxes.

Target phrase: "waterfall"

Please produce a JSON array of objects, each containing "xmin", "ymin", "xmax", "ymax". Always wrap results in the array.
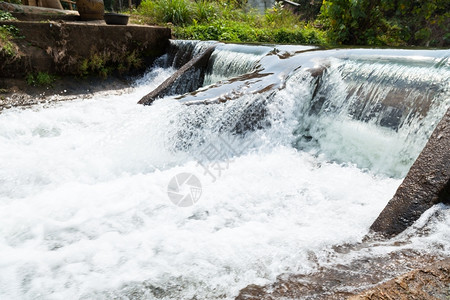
[
  {"xmin": 290, "ymin": 51, "xmax": 450, "ymax": 177},
  {"xmin": 0, "ymin": 43, "xmax": 449, "ymax": 300},
  {"xmin": 164, "ymin": 46, "xmax": 449, "ymax": 177},
  {"xmin": 159, "ymin": 39, "xmax": 217, "ymax": 69},
  {"xmin": 203, "ymin": 44, "xmax": 273, "ymax": 85}
]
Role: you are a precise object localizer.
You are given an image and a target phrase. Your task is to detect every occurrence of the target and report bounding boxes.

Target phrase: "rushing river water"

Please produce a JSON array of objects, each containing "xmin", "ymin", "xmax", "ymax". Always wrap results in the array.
[{"xmin": 0, "ymin": 43, "xmax": 449, "ymax": 299}]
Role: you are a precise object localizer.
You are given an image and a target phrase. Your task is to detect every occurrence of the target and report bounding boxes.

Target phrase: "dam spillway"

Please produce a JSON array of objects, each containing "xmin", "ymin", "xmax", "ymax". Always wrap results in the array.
[{"xmin": 0, "ymin": 41, "xmax": 449, "ymax": 299}]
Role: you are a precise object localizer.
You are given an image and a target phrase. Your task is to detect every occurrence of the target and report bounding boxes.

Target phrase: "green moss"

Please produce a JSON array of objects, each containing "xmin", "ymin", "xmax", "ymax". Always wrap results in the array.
[
  {"xmin": 26, "ymin": 72, "xmax": 58, "ymax": 87},
  {"xmin": 125, "ymin": 50, "xmax": 143, "ymax": 69},
  {"xmin": 79, "ymin": 59, "xmax": 90, "ymax": 77},
  {"xmin": 0, "ymin": 27, "xmax": 16, "ymax": 57},
  {"xmin": 77, "ymin": 49, "xmax": 145, "ymax": 78}
]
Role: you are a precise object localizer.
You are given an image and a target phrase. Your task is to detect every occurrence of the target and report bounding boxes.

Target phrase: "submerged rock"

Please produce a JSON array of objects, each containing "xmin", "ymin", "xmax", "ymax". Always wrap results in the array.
[
  {"xmin": 351, "ymin": 258, "xmax": 450, "ymax": 300},
  {"xmin": 370, "ymin": 107, "xmax": 450, "ymax": 237},
  {"xmin": 236, "ymin": 249, "xmax": 448, "ymax": 299}
]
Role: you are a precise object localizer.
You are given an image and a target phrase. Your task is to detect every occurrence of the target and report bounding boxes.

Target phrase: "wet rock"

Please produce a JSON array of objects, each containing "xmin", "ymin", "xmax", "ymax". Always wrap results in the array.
[
  {"xmin": 370, "ymin": 107, "xmax": 450, "ymax": 237},
  {"xmin": 236, "ymin": 250, "xmax": 446, "ymax": 300},
  {"xmin": 351, "ymin": 258, "xmax": 450, "ymax": 300},
  {"xmin": 138, "ymin": 45, "xmax": 216, "ymax": 105}
]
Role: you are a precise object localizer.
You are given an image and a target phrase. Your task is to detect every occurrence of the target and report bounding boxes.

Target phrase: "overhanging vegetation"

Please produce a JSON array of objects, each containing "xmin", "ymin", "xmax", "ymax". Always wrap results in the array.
[{"xmin": 132, "ymin": 0, "xmax": 449, "ymax": 47}]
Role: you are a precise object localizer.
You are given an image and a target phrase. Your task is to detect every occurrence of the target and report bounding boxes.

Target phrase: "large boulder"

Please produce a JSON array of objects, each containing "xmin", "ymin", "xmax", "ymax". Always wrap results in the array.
[
  {"xmin": 370, "ymin": 107, "xmax": 450, "ymax": 237},
  {"xmin": 351, "ymin": 258, "xmax": 450, "ymax": 300}
]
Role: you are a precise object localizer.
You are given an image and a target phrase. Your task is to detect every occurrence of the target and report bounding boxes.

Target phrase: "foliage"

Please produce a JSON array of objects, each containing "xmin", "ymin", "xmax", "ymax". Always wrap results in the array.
[
  {"xmin": 136, "ymin": 0, "xmax": 448, "ymax": 46},
  {"xmin": 138, "ymin": 0, "xmax": 326, "ymax": 44},
  {"xmin": 175, "ymin": 20, "xmax": 325, "ymax": 44},
  {"xmin": 176, "ymin": 19, "xmax": 325, "ymax": 44},
  {"xmin": 319, "ymin": 0, "xmax": 450, "ymax": 46},
  {"xmin": 78, "ymin": 49, "xmax": 143, "ymax": 78},
  {"xmin": 26, "ymin": 72, "xmax": 58, "ymax": 87},
  {"xmin": 193, "ymin": 0, "xmax": 218, "ymax": 23},
  {"xmin": 1, "ymin": 0, "xmax": 21, "ymax": 4},
  {"xmin": 139, "ymin": 0, "xmax": 192, "ymax": 25},
  {"xmin": 0, "ymin": 11, "xmax": 15, "ymax": 21},
  {"xmin": 0, "ymin": 12, "xmax": 19, "ymax": 57},
  {"xmin": 292, "ymin": 0, "xmax": 322, "ymax": 21},
  {"xmin": 0, "ymin": 27, "xmax": 15, "ymax": 57},
  {"xmin": 79, "ymin": 53, "xmax": 113, "ymax": 78},
  {"xmin": 318, "ymin": 0, "xmax": 384, "ymax": 45},
  {"xmin": 378, "ymin": 0, "xmax": 450, "ymax": 47}
]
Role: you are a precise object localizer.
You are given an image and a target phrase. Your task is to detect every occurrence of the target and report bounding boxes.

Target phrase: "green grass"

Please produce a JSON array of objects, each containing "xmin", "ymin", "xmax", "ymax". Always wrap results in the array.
[
  {"xmin": 134, "ymin": 0, "xmax": 448, "ymax": 47},
  {"xmin": 135, "ymin": 0, "xmax": 327, "ymax": 45}
]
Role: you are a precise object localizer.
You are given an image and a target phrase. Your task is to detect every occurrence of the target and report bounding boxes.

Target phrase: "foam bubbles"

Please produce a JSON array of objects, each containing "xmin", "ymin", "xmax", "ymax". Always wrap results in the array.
[{"xmin": 0, "ymin": 52, "xmax": 448, "ymax": 299}]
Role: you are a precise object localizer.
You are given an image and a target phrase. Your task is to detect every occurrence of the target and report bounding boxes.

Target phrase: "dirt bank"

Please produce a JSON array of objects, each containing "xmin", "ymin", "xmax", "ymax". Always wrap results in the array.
[{"xmin": 0, "ymin": 75, "xmax": 137, "ymax": 111}]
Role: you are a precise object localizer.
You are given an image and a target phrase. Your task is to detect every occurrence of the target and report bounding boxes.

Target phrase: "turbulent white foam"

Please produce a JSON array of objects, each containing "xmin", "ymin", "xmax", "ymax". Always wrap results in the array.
[
  {"xmin": 291, "ymin": 56, "xmax": 450, "ymax": 178},
  {"xmin": 0, "ymin": 51, "xmax": 449, "ymax": 299},
  {"xmin": 0, "ymin": 130, "xmax": 401, "ymax": 299}
]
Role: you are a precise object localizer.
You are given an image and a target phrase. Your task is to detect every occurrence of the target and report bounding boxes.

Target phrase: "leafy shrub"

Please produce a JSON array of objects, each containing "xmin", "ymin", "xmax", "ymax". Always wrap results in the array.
[
  {"xmin": 26, "ymin": 72, "xmax": 57, "ymax": 87},
  {"xmin": 319, "ymin": 0, "xmax": 449, "ymax": 46},
  {"xmin": 140, "ymin": 0, "xmax": 192, "ymax": 25},
  {"xmin": 294, "ymin": 0, "xmax": 322, "ymax": 21},
  {"xmin": 0, "ymin": 12, "xmax": 19, "ymax": 57},
  {"xmin": 0, "ymin": 29, "xmax": 15, "ymax": 57},
  {"xmin": 2, "ymin": 0, "xmax": 21, "ymax": 4},
  {"xmin": 193, "ymin": 0, "xmax": 218, "ymax": 22},
  {"xmin": 319, "ymin": 0, "xmax": 383, "ymax": 45},
  {"xmin": 137, "ymin": 0, "xmax": 325, "ymax": 44},
  {"xmin": 175, "ymin": 19, "xmax": 325, "ymax": 44},
  {"xmin": 0, "ymin": 11, "xmax": 15, "ymax": 21},
  {"xmin": 265, "ymin": 2, "xmax": 300, "ymax": 28}
]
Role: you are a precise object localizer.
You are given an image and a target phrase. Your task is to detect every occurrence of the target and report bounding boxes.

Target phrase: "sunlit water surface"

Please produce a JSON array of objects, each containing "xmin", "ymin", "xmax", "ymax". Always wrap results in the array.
[{"xmin": 0, "ymin": 63, "xmax": 449, "ymax": 299}]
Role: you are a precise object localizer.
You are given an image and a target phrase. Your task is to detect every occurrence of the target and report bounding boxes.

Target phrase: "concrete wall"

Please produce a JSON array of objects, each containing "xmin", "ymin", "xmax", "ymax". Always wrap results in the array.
[{"xmin": 0, "ymin": 21, "xmax": 171, "ymax": 77}]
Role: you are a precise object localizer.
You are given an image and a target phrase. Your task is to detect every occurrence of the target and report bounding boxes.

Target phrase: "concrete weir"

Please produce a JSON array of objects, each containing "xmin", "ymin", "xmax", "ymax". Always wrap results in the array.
[
  {"xmin": 371, "ymin": 107, "xmax": 450, "ymax": 237},
  {"xmin": 136, "ymin": 44, "xmax": 450, "ymax": 237},
  {"xmin": 0, "ymin": 20, "xmax": 171, "ymax": 77}
]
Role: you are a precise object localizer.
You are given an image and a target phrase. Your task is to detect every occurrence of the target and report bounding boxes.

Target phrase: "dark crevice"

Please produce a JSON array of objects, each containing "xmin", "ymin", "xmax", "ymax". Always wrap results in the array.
[{"xmin": 438, "ymin": 179, "xmax": 450, "ymax": 205}]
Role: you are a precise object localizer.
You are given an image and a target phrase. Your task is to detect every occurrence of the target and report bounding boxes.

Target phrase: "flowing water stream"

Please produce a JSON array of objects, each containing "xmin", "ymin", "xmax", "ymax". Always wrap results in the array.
[{"xmin": 0, "ymin": 42, "xmax": 449, "ymax": 299}]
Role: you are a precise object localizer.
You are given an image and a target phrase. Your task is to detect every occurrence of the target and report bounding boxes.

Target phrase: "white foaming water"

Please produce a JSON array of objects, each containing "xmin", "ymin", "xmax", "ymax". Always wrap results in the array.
[
  {"xmin": 292, "ymin": 55, "xmax": 450, "ymax": 178},
  {"xmin": 0, "ymin": 50, "xmax": 449, "ymax": 300}
]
